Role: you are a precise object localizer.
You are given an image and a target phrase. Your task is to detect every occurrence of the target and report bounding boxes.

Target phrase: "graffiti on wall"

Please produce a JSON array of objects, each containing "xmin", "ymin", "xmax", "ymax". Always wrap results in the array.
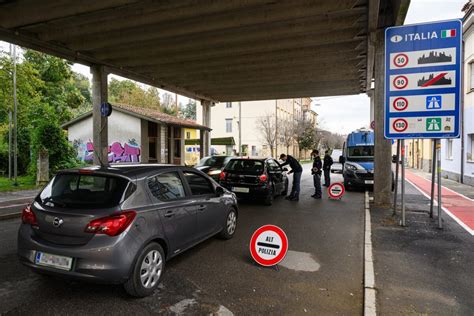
[{"xmin": 73, "ymin": 139, "xmax": 141, "ymax": 163}]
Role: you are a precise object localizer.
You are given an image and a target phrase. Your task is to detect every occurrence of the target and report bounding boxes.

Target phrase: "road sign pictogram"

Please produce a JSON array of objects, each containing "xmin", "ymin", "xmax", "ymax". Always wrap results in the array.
[
  {"xmin": 393, "ymin": 75, "xmax": 408, "ymax": 89},
  {"xmin": 328, "ymin": 183, "xmax": 345, "ymax": 199},
  {"xmin": 393, "ymin": 97, "xmax": 408, "ymax": 111},
  {"xmin": 426, "ymin": 118, "xmax": 442, "ymax": 131},
  {"xmin": 426, "ymin": 95, "xmax": 442, "ymax": 109},
  {"xmin": 393, "ymin": 53, "xmax": 409, "ymax": 67},
  {"xmin": 393, "ymin": 119, "xmax": 408, "ymax": 132},
  {"xmin": 250, "ymin": 225, "xmax": 288, "ymax": 267}
]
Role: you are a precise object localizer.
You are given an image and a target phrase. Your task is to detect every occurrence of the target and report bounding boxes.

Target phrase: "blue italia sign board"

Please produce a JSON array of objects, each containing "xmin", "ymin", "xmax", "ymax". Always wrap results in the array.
[{"xmin": 385, "ymin": 20, "xmax": 462, "ymax": 139}]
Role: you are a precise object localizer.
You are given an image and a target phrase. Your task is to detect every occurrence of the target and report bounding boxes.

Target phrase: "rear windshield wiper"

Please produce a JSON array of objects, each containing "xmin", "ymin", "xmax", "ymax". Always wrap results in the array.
[{"xmin": 42, "ymin": 197, "xmax": 67, "ymax": 208}]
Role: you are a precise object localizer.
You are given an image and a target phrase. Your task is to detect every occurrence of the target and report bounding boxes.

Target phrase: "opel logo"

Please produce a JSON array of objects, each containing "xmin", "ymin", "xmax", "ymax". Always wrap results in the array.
[
  {"xmin": 52, "ymin": 217, "xmax": 64, "ymax": 228},
  {"xmin": 390, "ymin": 35, "xmax": 403, "ymax": 43}
]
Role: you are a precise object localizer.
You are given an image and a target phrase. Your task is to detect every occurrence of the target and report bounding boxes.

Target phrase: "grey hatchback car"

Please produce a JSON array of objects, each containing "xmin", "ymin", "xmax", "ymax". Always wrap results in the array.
[{"xmin": 18, "ymin": 164, "xmax": 238, "ymax": 297}]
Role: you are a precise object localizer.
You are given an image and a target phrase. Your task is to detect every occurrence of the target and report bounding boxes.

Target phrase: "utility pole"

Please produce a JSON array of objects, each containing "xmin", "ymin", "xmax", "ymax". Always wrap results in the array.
[
  {"xmin": 8, "ymin": 111, "xmax": 12, "ymax": 180},
  {"xmin": 238, "ymin": 101, "xmax": 242, "ymax": 156},
  {"xmin": 275, "ymin": 100, "xmax": 278, "ymax": 157},
  {"xmin": 11, "ymin": 44, "xmax": 18, "ymax": 186}
]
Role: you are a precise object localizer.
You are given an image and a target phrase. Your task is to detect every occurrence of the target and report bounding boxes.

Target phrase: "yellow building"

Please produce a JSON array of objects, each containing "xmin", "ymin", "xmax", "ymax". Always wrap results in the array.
[
  {"xmin": 403, "ymin": 139, "xmax": 434, "ymax": 173},
  {"xmin": 184, "ymin": 128, "xmax": 200, "ymax": 166}
]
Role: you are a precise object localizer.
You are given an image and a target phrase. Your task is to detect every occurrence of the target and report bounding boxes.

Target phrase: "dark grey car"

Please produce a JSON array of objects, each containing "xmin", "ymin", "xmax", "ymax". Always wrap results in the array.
[{"xmin": 17, "ymin": 164, "xmax": 238, "ymax": 297}]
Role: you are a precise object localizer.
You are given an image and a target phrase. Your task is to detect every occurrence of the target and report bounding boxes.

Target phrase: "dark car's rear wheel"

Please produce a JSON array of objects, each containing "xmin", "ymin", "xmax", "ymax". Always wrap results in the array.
[
  {"xmin": 219, "ymin": 208, "xmax": 237, "ymax": 239},
  {"xmin": 281, "ymin": 179, "xmax": 289, "ymax": 196},
  {"xmin": 124, "ymin": 242, "xmax": 165, "ymax": 297}
]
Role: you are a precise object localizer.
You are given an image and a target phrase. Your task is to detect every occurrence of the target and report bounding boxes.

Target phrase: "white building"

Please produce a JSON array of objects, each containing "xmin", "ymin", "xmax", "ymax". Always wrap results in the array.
[
  {"xmin": 196, "ymin": 98, "xmax": 316, "ymax": 158},
  {"xmin": 440, "ymin": 3, "xmax": 474, "ymax": 186},
  {"xmin": 63, "ymin": 103, "xmax": 209, "ymax": 165}
]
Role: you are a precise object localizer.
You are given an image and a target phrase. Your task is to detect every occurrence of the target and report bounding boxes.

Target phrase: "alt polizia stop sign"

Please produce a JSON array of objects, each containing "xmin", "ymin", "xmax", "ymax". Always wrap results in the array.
[{"xmin": 250, "ymin": 225, "xmax": 288, "ymax": 267}]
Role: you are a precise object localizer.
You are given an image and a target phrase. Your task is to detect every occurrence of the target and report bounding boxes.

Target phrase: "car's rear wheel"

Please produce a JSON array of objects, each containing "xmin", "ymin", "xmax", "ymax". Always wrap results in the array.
[
  {"xmin": 264, "ymin": 186, "xmax": 274, "ymax": 206},
  {"xmin": 218, "ymin": 208, "xmax": 237, "ymax": 239},
  {"xmin": 281, "ymin": 179, "xmax": 289, "ymax": 196},
  {"xmin": 124, "ymin": 242, "xmax": 165, "ymax": 297}
]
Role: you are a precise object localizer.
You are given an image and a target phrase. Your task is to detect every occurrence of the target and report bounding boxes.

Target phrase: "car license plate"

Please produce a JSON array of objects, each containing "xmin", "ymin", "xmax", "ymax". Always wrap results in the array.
[
  {"xmin": 232, "ymin": 187, "xmax": 249, "ymax": 193},
  {"xmin": 35, "ymin": 251, "xmax": 73, "ymax": 271},
  {"xmin": 365, "ymin": 180, "xmax": 374, "ymax": 184}
]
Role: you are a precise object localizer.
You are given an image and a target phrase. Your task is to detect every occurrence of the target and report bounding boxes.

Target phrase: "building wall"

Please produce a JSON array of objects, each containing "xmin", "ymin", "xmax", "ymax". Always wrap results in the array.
[
  {"xmin": 439, "ymin": 14, "xmax": 474, "ymax": 186},
  {"xmin": 405, "ymin": 139, "xmax": 433, "ymax": 173},
  {"xmin": 196, "ymin": 98, "xmax": 314, "ymax": 159},
  {"xmin": 68, "ymin": 111, "xmax": 142, "ymax": 163}
]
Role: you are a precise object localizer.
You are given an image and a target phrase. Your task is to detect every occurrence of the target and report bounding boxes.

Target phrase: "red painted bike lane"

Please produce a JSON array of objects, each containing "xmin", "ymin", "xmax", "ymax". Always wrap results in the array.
[{"xmin": 405, "ymin": 170, "xmax": 474, "ymax": 235}]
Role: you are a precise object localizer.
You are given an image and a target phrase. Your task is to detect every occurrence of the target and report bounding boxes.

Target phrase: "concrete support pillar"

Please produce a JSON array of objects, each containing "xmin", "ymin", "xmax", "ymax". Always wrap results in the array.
[
  {"xmin": 91, "ymin": 65, "xmax": 108, "ymax": 165},
  {"xmin": 373, "ymin": 29, "xmax": 393, "ymax": 207},
  {"xmin": 201, "ymin": 100, "xmax": 211, "ymax": 157}
]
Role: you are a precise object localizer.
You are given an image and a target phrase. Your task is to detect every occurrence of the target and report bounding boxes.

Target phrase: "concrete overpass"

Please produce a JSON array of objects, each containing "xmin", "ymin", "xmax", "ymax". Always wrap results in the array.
[{"xmin": 0, "ymin": 0, "xmax": 410, "ymax": 207}]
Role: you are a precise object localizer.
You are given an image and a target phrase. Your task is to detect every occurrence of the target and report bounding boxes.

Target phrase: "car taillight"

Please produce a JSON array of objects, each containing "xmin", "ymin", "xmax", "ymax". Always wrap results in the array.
[
  {"xmin": 219, "ymin": 171, "xmax": 227, "ymax": 181},
  {"xmin": 259, "ymin": 174, "xmax": 268, "ymax": 183},
  {"xmin": 84, "ymin": 211, "xmax": 136, "ymax": 236},
  {"xmin": 21, "ymin": 205, "xmax": 38, "ymax": 226}
]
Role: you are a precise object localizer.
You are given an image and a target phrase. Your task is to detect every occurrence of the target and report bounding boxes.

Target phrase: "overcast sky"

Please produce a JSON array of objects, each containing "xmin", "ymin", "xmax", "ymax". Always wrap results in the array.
[{"xmin": 1, "ymin": 0, "xmax": 468, "ymax": 132}]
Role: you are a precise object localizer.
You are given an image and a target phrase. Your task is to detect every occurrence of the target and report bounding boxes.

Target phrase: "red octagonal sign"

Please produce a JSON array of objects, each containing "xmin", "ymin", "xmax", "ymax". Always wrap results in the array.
[{"xmin": 250, "ymin": 225, "xmax": 288, "ymax": 267}]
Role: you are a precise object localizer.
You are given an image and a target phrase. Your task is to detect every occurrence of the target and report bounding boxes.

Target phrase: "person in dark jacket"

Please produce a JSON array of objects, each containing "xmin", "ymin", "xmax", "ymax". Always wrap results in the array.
[
  {"xmin": 311, "ymin": 150, "xmax": 322, "ymax": 199},
  {"xmin": 323, "ymin": 150, "xmax": 333, "ymax": 187},
  {"xmin": 280, "ymin": 153, "xmax": 303, "ymax": 201}
]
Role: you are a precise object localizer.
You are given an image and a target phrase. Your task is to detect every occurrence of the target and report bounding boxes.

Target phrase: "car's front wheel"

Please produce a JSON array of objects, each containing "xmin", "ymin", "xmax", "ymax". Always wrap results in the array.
[
  {"xmin": 219, "ymin": 208, "xmax": 237, "ymax": 239},
  {"xmin": 124, "ymin": 242, "xmax": 165, "ymax": 297}
]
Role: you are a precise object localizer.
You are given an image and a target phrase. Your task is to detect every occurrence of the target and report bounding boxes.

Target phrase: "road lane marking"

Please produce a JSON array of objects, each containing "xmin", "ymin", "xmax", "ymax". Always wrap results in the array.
[
  {"xmin": 364, "ymin": 191, "xmax": 376, "ymax": 316},
  {"xmin": 0, "ymin": 203, "xmax": 27, "ymax": 209}
]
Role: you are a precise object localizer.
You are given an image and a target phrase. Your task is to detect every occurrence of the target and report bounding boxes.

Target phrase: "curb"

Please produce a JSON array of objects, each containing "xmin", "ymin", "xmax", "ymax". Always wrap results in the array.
[
  {"xmin": 364, "ymin": 191, "xmax": 376, "ymax": 316},
  {"xmin": 0, "ymin": 212, "xmax": 21, "ymax": 221}
]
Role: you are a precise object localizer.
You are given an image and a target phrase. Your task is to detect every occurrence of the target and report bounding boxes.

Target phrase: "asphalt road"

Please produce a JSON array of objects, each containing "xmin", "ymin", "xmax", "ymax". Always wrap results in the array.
[
  {"xmin": 372, "ymin": 176, "xmax": 474, "ymax": 315},
  {"xmin": 0, "ymin": 168, "xmax": 365, "ymax": 315}
]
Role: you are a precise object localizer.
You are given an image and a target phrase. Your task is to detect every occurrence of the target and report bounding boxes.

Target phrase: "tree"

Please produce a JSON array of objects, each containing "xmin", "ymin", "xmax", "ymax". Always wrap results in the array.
[
  {"xmin": 109, "ymin": 78, "xmax": 161, "ymax": 109},
  {"xmin": 181, "ymin": 98, "xmax": 196, "ymax": 120},
  {"xmin": 294, "ymin": 116, "xmax": 316, "ymax": 158},
  {"xmin": 257, "ymin": 113, "xmax": 277, "ymax": 157},
  {"xmin": 280, "ymin": 119, "xmax": 295, "ymax": 153}
]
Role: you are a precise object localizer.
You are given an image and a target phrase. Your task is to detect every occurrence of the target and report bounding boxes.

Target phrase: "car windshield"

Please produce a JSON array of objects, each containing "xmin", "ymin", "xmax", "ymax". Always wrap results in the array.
[
  {"xmin": 196, "ymin": 156, "xmax": 229, "ymax": 168},
  {"xmin": 224, "ymin": 159, "xmax": 264, "ymax": 174},
  {"xmin": 347, "ymin": 146, "xmax": 374, "ymax": 161},
  {"xmin": 37, "ymin": 173, "xmax": 130, "ymax": 209}
]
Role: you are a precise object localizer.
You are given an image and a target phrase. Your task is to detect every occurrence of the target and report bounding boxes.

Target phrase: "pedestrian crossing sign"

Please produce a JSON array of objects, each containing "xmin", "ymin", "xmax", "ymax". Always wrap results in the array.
[
  {"xmin": 426, "ymin": 95, "xmax": 442, "ymax": 109},
  {"xmin": 426, "ymin": 118, "xmax": 442, "ymax": 131}
]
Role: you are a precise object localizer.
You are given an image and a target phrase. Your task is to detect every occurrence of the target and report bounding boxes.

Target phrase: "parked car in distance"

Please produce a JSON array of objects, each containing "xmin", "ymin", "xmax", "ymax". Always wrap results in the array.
[
  {"xmin": 195, "ymin": 155, "xmax": 233, "ymax": 180},
  {"xmin": 330, "ymin": 149, "xmax": 343, "ymax": 173},
  {"xmin": 18, "ymin": 164, "xmax": 238, "ymax": 297},
  {"xmin": 218, "ymin": 158, "xmax": 288, "ymax": 206}
]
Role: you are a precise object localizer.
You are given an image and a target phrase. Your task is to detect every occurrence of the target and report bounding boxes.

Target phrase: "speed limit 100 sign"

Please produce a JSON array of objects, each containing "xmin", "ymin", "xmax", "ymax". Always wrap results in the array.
[{"xmin": 250, "ymin": 225, "xmax": 288, "ymax": 267}]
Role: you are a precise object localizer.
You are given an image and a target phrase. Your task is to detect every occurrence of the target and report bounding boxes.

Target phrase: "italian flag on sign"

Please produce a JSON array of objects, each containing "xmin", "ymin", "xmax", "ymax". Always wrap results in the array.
[{"xmin": 441, "ymin": 29, "xmax": 456, "ymax": 38}]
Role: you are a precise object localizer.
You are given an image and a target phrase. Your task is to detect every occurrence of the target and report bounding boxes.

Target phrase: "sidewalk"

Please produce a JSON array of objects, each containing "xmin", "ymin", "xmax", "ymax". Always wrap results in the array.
[
  {"xmin": 370, "ymin": 175, "xmax": 474, "ymax": 315},
  {"xmin": 404, "ymin": 168, "xmax": 474, "ymax": 235},
  {"xmin": 0, "ymin": 189, "xmax": 38, "ymax": 219}
]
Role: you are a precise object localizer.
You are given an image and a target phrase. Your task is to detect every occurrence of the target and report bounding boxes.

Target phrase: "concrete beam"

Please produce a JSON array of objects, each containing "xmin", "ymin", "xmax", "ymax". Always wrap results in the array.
[
  {"xmin": 373, "ymin": 29, "xmax": 393, "ymax": 207},
  {"xmin": 127, "ymin": 42, "xmax": 363, "ymax": 74},
  {"xmin": 0, "ymin": 0, "xmax": 139, "ymax": 28},
  {"xmin": 201, "ymin": 101, "xmax": 212, "ymax": 157},
  {"xmin": 109, "ymin": 28, "xmax": 365, "ymax": 67},
  {"xmin": 91, "ymin": 65, "xmax": 108, "ymax": 165},
  {"xmin": 62, "ymin": 0, "xmax": 358, "ymax": 50},
  {"xmin": 88, "ymin": 12, "xmax": 364, "ymax": 60}
]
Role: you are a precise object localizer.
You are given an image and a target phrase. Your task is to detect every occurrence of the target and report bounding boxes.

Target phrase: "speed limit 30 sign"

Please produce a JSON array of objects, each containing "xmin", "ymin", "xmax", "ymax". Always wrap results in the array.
[{"xmin": 250, "ymin": 225, "xmax": 288, "ymax": 267}]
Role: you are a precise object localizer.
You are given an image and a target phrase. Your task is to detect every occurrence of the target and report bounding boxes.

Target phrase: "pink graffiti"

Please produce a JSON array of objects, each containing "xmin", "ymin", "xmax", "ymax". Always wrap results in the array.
[{"xmin": 83, "ymin": 141, "xmax": 141, "ymax": 163}]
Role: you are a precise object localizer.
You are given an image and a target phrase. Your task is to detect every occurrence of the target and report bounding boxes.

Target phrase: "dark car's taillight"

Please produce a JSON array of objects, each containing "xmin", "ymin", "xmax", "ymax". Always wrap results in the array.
[
  {"xmin": 259, "ymin": 174, "xmax": 268, "ymax": 183},
  {"xmin": 84, "ymin": 211, "xmax": 136, "ymax": 236},
  {"xmin": 21, "ymin": 205, "xmax": 38, "ymax": 226},
  {"xmin": 219, "ymin": 171, "xmax": 227, "ymax": 181}
]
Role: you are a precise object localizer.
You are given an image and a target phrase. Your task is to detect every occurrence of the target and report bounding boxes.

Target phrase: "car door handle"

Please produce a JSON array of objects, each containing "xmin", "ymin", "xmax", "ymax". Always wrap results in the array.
[
  {"xmin": 164, "ymin": 210, "xmax": 175, "ymax": 218},
  {"xmin": 197, "ymin": 205, "xmax": 207, "ymax": 211}
]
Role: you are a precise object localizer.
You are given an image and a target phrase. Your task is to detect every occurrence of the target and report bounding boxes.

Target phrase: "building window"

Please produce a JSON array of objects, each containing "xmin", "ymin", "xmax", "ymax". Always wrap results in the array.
[
  {"xmin": 225, "ymin": 118, "xmax": 232, "ymax": 133},
  {"xmin": 251, "ymin": 146, "xmax": 257, "ymax": 156},
  {"xmin": 471, "ymin": 63, "xmax": 474, "ymax": 90},
  {"xmin": 186, "ymin": 131, "xmax": 191, "ymax": 139},
  {"xmin": 446, "ymin": 139, "xmax": 453, "ymax": 160},
  {"xmin": 226, "ymin": 102, "xmax": 232, "ymax": 108},
  {"xmin": 468, "ymin": 134, "xmax": 474, "ymax": 161}
]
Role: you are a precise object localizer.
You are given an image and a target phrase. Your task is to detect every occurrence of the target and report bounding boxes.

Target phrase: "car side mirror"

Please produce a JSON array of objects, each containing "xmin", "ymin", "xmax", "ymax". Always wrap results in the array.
[
  {"xmin": 215, "ymin": 186, "xmax": 225, "ymax": 196},
  {"xmin": 339, "ymin": 156, "xmax": 345, "ymax": 164}
]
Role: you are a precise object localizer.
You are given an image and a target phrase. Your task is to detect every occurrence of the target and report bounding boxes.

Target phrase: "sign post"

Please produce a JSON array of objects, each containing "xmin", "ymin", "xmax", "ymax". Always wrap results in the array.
[
  {"xmin": 436, "ymin": 141, "xmax": 442, "ymax": 228},
  {"xmin": 429, "ymin": 139, "xmax": 437, "ymax": 218},
  {"xmin": 385, "ymin": 20, "xmax": 462, "ymax": 226},
  {"xmin": 393, "ymin": 140, "xmax": 401, "ymax": 215}
]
